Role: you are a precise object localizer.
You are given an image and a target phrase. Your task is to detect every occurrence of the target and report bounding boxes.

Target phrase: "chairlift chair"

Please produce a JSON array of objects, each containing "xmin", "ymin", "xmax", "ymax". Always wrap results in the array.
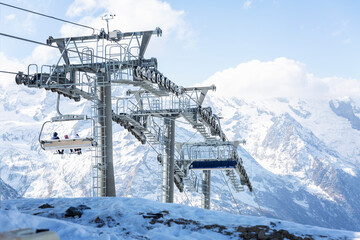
[{"xmin": 39, "ymin": 114, "xmax": 97, "ymax": 152}]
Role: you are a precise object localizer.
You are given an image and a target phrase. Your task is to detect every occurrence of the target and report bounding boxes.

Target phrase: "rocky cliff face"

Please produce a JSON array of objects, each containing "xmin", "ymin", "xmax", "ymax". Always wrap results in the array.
[{"xmin": 0, "ymin": 177, "xmax": 20, "ymax": 200}]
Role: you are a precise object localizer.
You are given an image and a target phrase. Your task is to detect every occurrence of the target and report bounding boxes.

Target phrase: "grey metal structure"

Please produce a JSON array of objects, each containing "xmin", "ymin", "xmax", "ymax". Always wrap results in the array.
[
  {"xmin": 113, "ymin": 81, "xmax": 253, "ymax": 208},
  {"xmin": 175, "ymin": 140, "xmax": 251, "ymax": 208},
  {"xmin": 15, "ymin": 24, "xmax": 252, "ymax": 209},
  {"xmin": 15, "ymin": 27, "xmax": 163, "ymax": 197}
]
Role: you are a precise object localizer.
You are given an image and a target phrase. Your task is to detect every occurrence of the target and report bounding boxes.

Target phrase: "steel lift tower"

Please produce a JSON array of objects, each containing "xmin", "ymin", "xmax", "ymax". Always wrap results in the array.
[
  {"xmin": 113, "ymin": 75, "xmax": 253, "ymax": 209},
  {"xmin": 15, "ymin": 24, "xmax": 253, "ymax": 209},
  {"xmin": 15, "ymin": 27, "xmax": 162, "ymax": 197},
  {"xmin": 114, "ymin": 85, "xmax": 218, "ymax": 203}
]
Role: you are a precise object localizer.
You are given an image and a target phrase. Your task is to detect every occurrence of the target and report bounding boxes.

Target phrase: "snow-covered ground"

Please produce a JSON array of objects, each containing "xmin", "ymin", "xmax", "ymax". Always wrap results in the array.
[{"xmin": 1, "ymin": 197, "xmax": 359, "ymax": 240}]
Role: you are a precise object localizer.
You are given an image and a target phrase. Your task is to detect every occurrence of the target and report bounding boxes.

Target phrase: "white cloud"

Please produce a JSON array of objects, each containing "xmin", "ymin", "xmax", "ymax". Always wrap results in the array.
[
  {"xmin": 61, "ymin": 0, "xmax": 192, "ymax": 41},
  {"xmin": 5, "ymin": 14, "xmax": 16, "ymax": 21},
  {"xmin": 0, "ymin": 45, "xmax": 59, "ymax": 88},
  {"xmin": 1, "ymin": 0, "xmax": 191, "ymax": 89},
  {"xmin": 66, "ymin": 0, "xmax": 98, "ymax": 17},
  {"xmin": 23, "ymin": 45, "xmax": 59, "ymax": 68},
  {"xmin": 202, "ymin": 57, "xmax": 360, "ymax": 100},
  {"xmin": 342, "ymin": 38, "xmax": 351, "ymax": 44},
  {"xmin": 0, "ymin": 0, "xmax": 193, "ymax": 94},
  {"xmin": 243, "ymin": 0, "xmax": 253, "ymax": 9},
  {"xmin": 22, "ymin": 14, "xmax": 39, "ymax": 34},
  {"xmin": 0, "ymin": 52, "xmax": 25, "ymax": 88}
]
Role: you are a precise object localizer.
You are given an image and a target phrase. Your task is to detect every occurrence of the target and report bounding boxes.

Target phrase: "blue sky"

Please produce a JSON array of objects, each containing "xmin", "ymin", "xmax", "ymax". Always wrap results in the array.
[
  {"xmin": 1, "ymin": 0, "xmax": 360, "ymax": 94},
  {"xmin": 165, "ymin": 0, "xmax": 360, "ymax": 82}
]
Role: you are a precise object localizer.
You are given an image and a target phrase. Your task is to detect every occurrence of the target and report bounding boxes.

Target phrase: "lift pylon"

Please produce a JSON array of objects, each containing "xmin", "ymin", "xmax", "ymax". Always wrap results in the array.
[
  {"xmin": 113, "ymin": 77, "xmax": 253, "ymax": 208},
  {"xmin": 15, "ymin": 27, "xmax": 163, "ymax": 197},
  {"xmin": 14, "ymin": 22, "xmax": 254, "ymax": 210}
]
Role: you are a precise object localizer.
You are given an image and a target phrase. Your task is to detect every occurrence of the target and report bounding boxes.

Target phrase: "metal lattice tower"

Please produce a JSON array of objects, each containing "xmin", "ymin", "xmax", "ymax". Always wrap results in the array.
[
  {"xmin": 15, "ymin": 24, "xmax": 253, "ymax": 209},
  {"xmin": 15, "ymin": 27, "xmax": 162, "ymax": 197},
  {"xmin": 113, "ymin": 84, "xmax": 253, "ymax": 208}
]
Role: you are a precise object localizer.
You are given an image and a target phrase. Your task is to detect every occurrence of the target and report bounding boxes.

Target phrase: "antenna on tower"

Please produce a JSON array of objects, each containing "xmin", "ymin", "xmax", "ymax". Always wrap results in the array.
[{"xmin": 102, "ymin": 13, "xmax": 116, "ymax": 34}]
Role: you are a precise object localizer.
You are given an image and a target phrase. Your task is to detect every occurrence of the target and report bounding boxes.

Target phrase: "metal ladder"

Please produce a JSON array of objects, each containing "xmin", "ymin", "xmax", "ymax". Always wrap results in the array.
[
  {"xmin": 176, "ymin": 167, "xmax": 198, "ymax": 192},
  {"xmin": 181, "ymin": 112, "xmax": 216, "ymax": 141},
  {"xmin": 91, "ymin": 76, "xmax": 107, "ymax": 197},
  {"xmin": 225, "ymin": 169, "xmax": 244, "ymax": 192}
]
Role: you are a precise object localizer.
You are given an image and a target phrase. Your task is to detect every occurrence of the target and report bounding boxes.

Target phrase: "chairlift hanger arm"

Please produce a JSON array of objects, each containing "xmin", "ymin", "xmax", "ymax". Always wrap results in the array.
[{"xmin": 38, "ymin": 120, "xmax": 51, "ymax": 150}]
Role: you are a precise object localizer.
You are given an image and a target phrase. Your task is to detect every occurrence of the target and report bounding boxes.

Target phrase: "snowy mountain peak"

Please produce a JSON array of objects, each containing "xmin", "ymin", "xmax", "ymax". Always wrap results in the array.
[{"xmin": 2, "ymin": 80, "xmax": 360, "ymax": 231}]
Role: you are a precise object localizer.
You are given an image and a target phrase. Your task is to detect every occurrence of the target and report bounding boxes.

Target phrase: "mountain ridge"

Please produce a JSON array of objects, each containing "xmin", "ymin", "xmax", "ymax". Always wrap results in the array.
[{"xmin": 1, "ymin": 82, "xmax": 360, "ymax": 231}]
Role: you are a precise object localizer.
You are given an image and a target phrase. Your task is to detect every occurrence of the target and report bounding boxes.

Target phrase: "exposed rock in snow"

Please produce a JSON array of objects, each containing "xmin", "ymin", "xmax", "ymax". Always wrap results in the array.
[
  {"xmin": 1, "ymin": 197, "xmax": 359, "ymax": 240},
  {"xmin": 329, "ymin": 98, "xmax": 360, "ymax": 131}
]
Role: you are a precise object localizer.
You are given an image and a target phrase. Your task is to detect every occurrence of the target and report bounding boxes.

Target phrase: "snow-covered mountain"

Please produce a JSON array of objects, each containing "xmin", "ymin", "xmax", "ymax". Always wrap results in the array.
[
  {"xmin": 0, "ymin": 177, "xmax": 20, "ymax": 200},
  {"xmin": 1, "ymin": 81, "xmax": 360, "ymax": 232},
  {"xmin": 205, "ymin": 96, "xmax": 360, "ymax": 231}
]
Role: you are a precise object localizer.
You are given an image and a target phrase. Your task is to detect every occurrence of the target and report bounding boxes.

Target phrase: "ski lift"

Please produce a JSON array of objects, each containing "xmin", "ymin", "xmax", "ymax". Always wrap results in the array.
[{"xmin": 39, "ymin": 114, "xmax": 97, "ymax": 152}]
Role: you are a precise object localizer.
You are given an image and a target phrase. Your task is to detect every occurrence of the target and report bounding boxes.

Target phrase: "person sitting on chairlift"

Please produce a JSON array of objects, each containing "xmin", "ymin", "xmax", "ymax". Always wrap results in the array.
[
  {"xmin": 73, "ymin": 133, "xmax": 82, "ymax": 155},
  {"xmin": 51, "ymin": 132, "xmax": 59, "ymax": 140},
  {"xmin": 64, "ymin": 134, "xmax": 74, "ymax": 154},
  {"xmin": 51, "ymin": 132, "xmax": 64, "ymax": 155}
]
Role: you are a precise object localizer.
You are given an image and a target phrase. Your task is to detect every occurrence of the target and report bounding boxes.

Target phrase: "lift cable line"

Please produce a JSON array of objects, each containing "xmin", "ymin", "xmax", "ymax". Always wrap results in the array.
[
  {"xmin": 0, "ymin": 32, "xmax": 53, "ymax": 48},
  {"xmin": 183, "ymin": 190, "xmax": 194, "ymax": 207},
  {"xmin": 0, "ymin": 32, "xmax": 111, "ymax": 61},
  {"xmin": 0, "ymin": 70, "xmax": 19, "ymax": 75},
  {"xmin": 252, "ymin": 190, "xmax": 265, "ymax": 216},
  {"xmin": 220, "ymin": 171, "xmax": 242, "ymax": 215},
  {"xmin": 0, "ymin": 2, "xmax": 97, "ymax": 32}
]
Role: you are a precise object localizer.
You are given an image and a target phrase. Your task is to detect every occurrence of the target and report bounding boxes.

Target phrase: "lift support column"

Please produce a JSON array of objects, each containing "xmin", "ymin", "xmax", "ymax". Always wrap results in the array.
[
  {"xmin": 97, "ymin": 74, "xmax": 116, "ymax": 197},
  {"xmin": 201, "ymin": 170, "xmax": 211, "ymax": 209},
  {"xmin": 162, "ymin": 117, "xmax": 175, "ymax": 203}
]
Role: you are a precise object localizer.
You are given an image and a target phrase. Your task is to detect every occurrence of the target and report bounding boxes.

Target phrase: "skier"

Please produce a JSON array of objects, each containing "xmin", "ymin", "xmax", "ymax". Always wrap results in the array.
[
  {"xmin": 51, "ymin": 132, "xmax": 63, "ymax": 154},
  {"xmin": 51, "ymin": 132, "xmax": 59, "ymax": 140},
  {"xmin": 64, "ymin": 135, "xmax": 73, "ymax": 154},
  {"xmin": 73, "ymin": 133, "xmax": 82, "ymax": 155}
]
